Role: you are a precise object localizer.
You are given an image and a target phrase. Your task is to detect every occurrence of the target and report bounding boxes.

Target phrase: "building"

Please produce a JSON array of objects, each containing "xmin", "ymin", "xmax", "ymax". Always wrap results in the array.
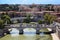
[{"xmin": 0, "ymin": 4, "xmax": 60, "ymax": 21}]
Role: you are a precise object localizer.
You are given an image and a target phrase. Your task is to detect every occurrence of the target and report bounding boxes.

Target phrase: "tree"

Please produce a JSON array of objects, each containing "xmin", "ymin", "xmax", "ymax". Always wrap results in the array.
[
  {"xmin": 0, "ymin": 20, "xmax": 4, "ymax": 29},
  {"xmin": 1, "ymin": 15, "xmax": 11, "ymax": 24},
  {"xmin": 38, "ymin": 20, "xmax": 45, "ymax": 27},
  {"xmin": 44, "ymin": 13, "xmax": 56, "ymax": 24},
  {"xmin": 50, "ymin": 5, "xmax": 54, "ymax": 11},
  {"xmin": 57, "ymin": 8, "xmax": 60, "ymax": 13},
  {"xmin": 38, "ymin": 20, "xmax": 43, "ymax": 24},
  {"xmin": 23, "ymin": 14, "xmax": 31, "ymax": 23},
  {"xmin": 38, "ymin": 5, "xmax": 42, "ymax": 11},
  {"xmin": 17, "ymin": 19, "xmax": 20, "ymax": 23},
  {"xmin": 44, "ymin": 4, "xmax": 54, "ymax": 11}
]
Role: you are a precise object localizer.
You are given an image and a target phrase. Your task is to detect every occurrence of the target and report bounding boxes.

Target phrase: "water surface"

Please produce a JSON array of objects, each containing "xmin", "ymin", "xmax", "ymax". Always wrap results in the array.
[{"xmin": 0, "ymin": 28, "xmax": 52, "ymax": 40}]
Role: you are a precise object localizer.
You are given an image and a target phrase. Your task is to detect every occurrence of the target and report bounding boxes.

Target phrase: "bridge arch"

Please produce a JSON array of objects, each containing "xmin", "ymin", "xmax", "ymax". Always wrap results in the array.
[
  {"xmin": 23, "ymin": 28, "xmax": 36, "ymax": 35},
  {"xmin": 5, "ymin": 23, "xmax": 57, "ymax": 34}
]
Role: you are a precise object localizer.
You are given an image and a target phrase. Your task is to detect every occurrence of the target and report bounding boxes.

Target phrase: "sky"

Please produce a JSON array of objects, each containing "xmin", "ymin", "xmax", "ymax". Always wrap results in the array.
[{"xmin": 0, "ymin": 0, "xmax": 60, "ymax": 4}]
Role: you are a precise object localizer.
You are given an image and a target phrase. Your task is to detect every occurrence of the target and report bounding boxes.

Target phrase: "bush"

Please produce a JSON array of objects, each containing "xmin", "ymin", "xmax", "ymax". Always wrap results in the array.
[
  {"xmin": 38, "ymin": 20, "xmax": 44, "ymax": 24},
  {"xmin": 23, "ymin": 19, "xmax": 31, "ymax": 23},
  {"xmin": 17, "ymin": 19, "xmax": 21, "ymax": 23}
]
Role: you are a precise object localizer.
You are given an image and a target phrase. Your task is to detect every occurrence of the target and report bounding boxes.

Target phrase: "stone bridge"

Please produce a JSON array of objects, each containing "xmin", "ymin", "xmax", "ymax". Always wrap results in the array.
[{"xmin": 4, "ymin": 23, "xmax": 58, "ymax": 34}]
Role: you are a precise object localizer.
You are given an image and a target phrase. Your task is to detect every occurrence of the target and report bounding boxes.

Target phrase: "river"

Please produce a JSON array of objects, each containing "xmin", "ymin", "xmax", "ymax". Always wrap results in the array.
[{"xmin": 0, "ymin": 28, "xmax": 52, "ymax": 40}]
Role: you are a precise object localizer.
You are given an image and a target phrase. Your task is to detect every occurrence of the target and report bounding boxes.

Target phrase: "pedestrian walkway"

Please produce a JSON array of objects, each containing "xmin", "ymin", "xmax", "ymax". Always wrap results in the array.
[{"xmin": 47, "ymin": 28, "xmax": 59, "ymax": 40}]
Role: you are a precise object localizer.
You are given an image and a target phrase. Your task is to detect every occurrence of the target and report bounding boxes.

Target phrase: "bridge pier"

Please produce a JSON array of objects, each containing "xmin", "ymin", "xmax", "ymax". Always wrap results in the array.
[
  {"xmin": 52, "ymin": 27, "xmax": 56, "ymax": 33},
  {"xmin": 19, "ymin": 29, "xmax": 23, "ymax": 34},
  {"xmin": 36, "ymin": 28, "xmax": 40, "ymax": 34},
  {"xmin": 3, "ymin": 28, "xmax": 10, "ymax": 34},
  {"xmin": 19, "ymin": 24, "xmax": 24, "ymax": 34}
]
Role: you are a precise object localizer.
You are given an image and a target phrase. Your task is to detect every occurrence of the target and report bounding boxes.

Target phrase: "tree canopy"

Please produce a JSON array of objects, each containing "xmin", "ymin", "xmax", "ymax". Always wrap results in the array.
[
  {"xmin": 1, "ymin": 15, "xmax": 11, "ymax": 24},
  {"xmin": 0, "ymin": 20, "xmax": 4, "ymax": 29},
  {"xmin": 44, "ymin": 13, "xmax": 56, "ymax": 24}
]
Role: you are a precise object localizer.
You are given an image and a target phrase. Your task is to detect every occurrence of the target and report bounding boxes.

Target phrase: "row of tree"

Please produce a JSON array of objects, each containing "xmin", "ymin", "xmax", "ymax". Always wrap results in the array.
[
  {"xmin": 0, "ymin": 4, "xmax": 19, "ymax": 11},
  {"xmin": 23, "ymin": 13, "xmax": 56, "ymax": 25},
  {"xmin": 0, "ymin": 13, "xmax": 56, "ymax": 29}
]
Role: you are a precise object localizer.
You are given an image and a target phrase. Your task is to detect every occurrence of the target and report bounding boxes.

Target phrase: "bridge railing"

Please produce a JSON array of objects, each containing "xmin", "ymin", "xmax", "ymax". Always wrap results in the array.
[{"xmin": 5, "ymin": 23, "xmax": 56, "ymax": 28}]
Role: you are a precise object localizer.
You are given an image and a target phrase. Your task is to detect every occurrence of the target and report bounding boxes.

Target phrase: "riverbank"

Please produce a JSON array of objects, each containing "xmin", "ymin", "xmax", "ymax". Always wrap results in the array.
[{"xmin": 47, "ymin": 28, "xmax": 59, "ymax": 40}]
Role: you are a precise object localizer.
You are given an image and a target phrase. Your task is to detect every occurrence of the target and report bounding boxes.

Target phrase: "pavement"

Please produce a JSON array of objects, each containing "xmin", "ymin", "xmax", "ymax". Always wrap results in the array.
[{"xmin": 47, "ymin": 28, "xmax": 59, "ymax": 40}]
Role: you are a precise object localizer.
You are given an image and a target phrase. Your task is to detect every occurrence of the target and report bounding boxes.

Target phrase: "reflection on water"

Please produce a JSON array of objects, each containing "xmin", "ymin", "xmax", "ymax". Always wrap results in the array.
[
  {"xmin": 10, "ymin": 28, "xmax": 19, "ymax": 37},
  {"xmin": 0, "ymin": 28, "xmax": 52, "ymax": 40},
  {"xmin": 40, "ymin": 32, "xmax": 44, "ymax": 36},
  {"xmin": 0, "ymin": 34, "xmax": 52, "ymax": 40},
  {"xmin": 23, "ymin": 28, "xmax": 36, "ymax": 36}
]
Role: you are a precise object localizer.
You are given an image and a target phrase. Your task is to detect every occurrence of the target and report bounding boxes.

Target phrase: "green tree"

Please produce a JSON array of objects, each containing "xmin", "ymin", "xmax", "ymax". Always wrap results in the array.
[
  {"xmin": 38, "ymin": 20, "xmax": 43, "ymax": 24},
  {"xmin": 23, "ymin": 14, "xmax": 31, "ymax": 23},
  {"xmin": 1, "ymin": 15, "xmax": 11, "ymax": 24},
  {"xmin": 44, "ymin": 4, "xmax": 54, "ymax": 11},
  {"xmin": 44, "ymin": 13, "xmax": 56, "ymax": 24},
  {"xmin": 0, "ymin": 20, "xmax": 4, "ymax": 29}
]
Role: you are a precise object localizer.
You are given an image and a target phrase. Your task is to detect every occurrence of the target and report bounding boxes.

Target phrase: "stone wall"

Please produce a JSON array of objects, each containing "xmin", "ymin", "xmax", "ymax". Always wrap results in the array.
[
  {"xmin": 0, "ymin": 29, "xmax": 4, "ymax": 37},
  {"xmin": 58, "ymin": 30, "xmax": 60, "ymax": 39}
]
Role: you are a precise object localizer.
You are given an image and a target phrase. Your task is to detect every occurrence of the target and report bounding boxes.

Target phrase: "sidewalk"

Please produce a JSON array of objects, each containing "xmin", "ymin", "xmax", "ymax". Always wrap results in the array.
[{"xmin": 47, "ymin": 28, "xmax": 59, "ymax": 40}]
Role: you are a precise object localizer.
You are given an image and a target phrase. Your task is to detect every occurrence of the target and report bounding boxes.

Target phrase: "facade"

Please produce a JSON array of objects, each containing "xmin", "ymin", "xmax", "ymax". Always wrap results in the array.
[{"xmin": 0, "ymin": 4, "xmax": 60, "ymax": 21}]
